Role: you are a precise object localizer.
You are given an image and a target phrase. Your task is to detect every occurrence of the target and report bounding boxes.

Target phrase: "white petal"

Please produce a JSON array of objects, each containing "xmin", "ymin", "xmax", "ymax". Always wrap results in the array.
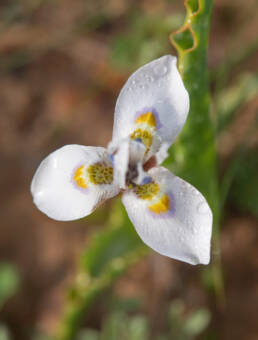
[
  {"xmin": 112, "ymin": 55, "xmax": 189, "ymax": 160},
  {"xmin": 31, "ymin": 145, "xmax": 119, "ymax": 221},
  {"xmin": 111, "ymin": 138, "xmax": 130, "ymax": 189},
  {"xmin": 108, "ymin": 138, "xmax": 146, "ymax": 189},
  {"xmin": 122, "ymin": 167, "xmax": 212, "ymax": 265}
]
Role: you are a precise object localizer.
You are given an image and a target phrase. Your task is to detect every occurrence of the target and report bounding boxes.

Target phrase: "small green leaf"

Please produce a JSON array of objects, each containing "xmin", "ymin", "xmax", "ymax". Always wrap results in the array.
[
  {"xmin": 183, "ymin": 309, "xmax": 211, "ymax": 336},
  {"xmin": 0, "ymin": 263, "xmax": 20, "ymax": 308},
  {"xmin": 128, "ymin": 316, "xmax": 149, "ymax": 340},
  {"xmin": 77, "ymin": 330, "xmax": 99, "ymax": 340},
  {"xmin": 0, "ymin": 325, "xmax": 10, "ymax": 340}
]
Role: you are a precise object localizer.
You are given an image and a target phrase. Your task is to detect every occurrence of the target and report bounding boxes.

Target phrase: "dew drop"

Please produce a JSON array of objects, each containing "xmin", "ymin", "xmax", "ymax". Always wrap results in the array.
[
  {"xmin": 154, "ymin": 64, "xmax": 168, "ymax": 77},
  {"xmin": 192, "ymin": 226, "xmax": 198, "ymax": 234},
  {"xmin": 191, "ymin": 187, "xmax": 199, "ymax": 196},
  {"xmin": 197, "ymin": 201, "xmax": 209, "ymax": 214}
]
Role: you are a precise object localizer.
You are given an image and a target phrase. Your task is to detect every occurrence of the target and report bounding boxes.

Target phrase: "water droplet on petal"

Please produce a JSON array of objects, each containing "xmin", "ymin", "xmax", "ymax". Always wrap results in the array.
[
  {"xmin": 154, "ymin": 64, "xmax": 168, "ymax": 77},
  {"xmin": 192, "ymin": 226, "xmax": 198, "ymax": 234},
  {"xmin": 197, "ymin": 201, "xmax": 209, "ymax": 214},
  {"xmin": 191, "ymin": 187, "xmax": 199, "ymax": 196}
]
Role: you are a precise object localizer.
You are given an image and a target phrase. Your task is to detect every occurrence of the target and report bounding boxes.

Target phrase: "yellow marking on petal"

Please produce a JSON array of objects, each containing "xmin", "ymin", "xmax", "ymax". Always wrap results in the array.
[
  {"xmin": 130, "ymin": 128, "xmax": 153, "ymax": 152},
  {"xmin": 148, "ymin": 194, "xmax": 170, "ymax": 214},
  {"xmin": 87, "ymin": 163, "xmax": 113, "ymax": 185},
  {"xmin": 135, "ymin": 182, "xmax": 159, "ymax": 200},
  {"xmin": 135, "ymin": 112, "xmax": 156, "ymax": 127},
  {"xmin": 73, "ymin": 165, "xmax": 88, "ymax": 188}
]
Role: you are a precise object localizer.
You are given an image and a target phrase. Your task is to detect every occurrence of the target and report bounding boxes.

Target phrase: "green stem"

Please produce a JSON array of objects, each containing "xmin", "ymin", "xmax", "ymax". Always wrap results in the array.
[{"xmin": 171, "ymin": 0, "xmax": 224, "ymax": 301}]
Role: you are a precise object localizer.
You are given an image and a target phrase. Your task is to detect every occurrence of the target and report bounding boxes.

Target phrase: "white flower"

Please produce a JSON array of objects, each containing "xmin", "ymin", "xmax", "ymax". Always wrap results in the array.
[{"xmin": 31, "ymin": 55, "xmax": 212, "ymax": 265}]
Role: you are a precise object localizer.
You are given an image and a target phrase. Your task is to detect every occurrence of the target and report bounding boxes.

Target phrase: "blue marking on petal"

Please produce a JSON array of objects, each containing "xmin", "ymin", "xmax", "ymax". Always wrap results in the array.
[
  {"xmin": 135, "ymin": 138, "xmax": 143, "ymax": 143},
  {"xmin": 142, "ymin": 176, "xmax": 152, "ymax": 184},
  {"xmin": 109, "ymin": 154, "xmax": 114, "ymax": 165}
]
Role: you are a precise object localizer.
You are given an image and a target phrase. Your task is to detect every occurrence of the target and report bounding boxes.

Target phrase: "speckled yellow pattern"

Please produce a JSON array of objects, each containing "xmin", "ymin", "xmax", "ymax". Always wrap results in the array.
[
  {"xmin": 130, "ymin": 128, "xmax": 153, "ymax": 152},
  {"xmin": 87, "ymin": 163, "xmax": 113, "ymax": 185},
  {"xmin": 148, "ymin": 194, "xmax": 170, "ymax": 214},
  {"xmin": 134, "ymin": 182, "xmax": 159, "ymax": 200}
]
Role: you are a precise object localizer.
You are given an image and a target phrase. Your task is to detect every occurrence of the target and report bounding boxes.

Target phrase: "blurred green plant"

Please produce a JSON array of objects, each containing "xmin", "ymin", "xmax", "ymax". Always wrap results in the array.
[
  {"xmin": 76, "ymin": 299, "xmax": 210, "ymax": 340},
  {"xmin": 57, "ymin": 200, "xmax": 147, "ymax": 340},
  {"xmin": 0, "ymin": 263, "xmax": 20, "ymax": 340},
  {"xmin": 0, "ymin": 326, "xmax": 10, "ymax": 340},
  {"xmin": 229, "ymin": 150, "xmax": 258, "ymax": 216},
  {"xmin": 111, "ymin": 11, "xmax": 184, "ymax": 71},
  {"xmin": 216, "ymin": 73, "xmax": 258, "ymax": 133},
  {"xmin": 0, "ymin": 263, "xmax": 20, "ymax": 309}
]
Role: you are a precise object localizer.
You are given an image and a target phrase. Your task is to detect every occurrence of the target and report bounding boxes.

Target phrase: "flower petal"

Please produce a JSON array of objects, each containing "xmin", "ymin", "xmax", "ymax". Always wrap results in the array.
[
  {"xmin": 112, "ymin": 55, "xmax": 189, "ymax": 161},
  {"xmin": 31, "ymin": 145, "xmax": 119, "ymax": 221},
  {"xmin": 108, "ymin": 138, "xmax": 146, "ymax": 189},
  {"xmin": 122, "ymin": 167, "xmax": 212, "ymax": 265}
]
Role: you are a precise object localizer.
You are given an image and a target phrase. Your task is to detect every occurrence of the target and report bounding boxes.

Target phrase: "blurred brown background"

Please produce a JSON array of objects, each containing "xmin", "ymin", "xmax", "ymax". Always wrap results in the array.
[{"xmin": 0, "ymin": 0, "xmax": 258, "ymax": 339}]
